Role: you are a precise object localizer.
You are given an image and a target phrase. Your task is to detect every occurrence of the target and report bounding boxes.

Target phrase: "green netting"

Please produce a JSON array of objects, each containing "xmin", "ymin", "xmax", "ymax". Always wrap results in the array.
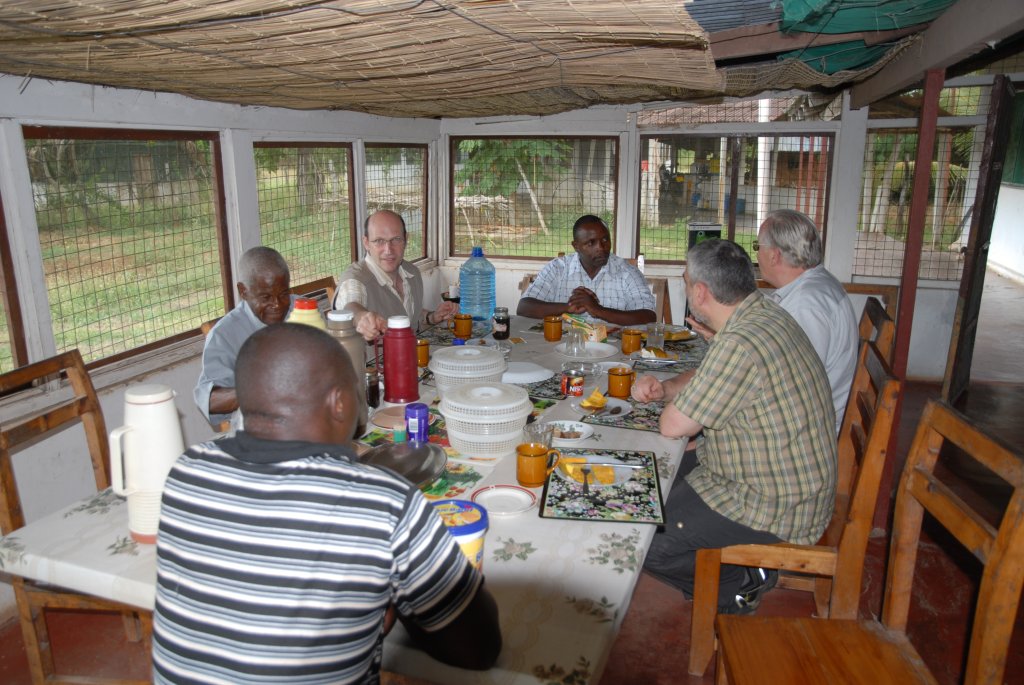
[
  {"xmin": 778, "ymin": 40, "xmax": 894, "ymax": 74},
  {"xmin": 781, "ymin": 0, "xmax": 957, "ymax": 34}
]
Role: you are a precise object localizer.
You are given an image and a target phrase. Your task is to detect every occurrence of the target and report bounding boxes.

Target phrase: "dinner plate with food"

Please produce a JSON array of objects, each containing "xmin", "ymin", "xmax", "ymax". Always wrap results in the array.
[
  {"xmin": 547, "ymin": 420, "xmax": 595, "ymax": 445},
  {"xmin": 628, "ymin": 347, "xmax": 680, "ymax": 364},
  {"xmin": 640, "ymin": 325, "xmax": 696, "ymax": 342},
  {"xmin": 569, "ymin": 391, "xmax": 632, "ymax": 418}
]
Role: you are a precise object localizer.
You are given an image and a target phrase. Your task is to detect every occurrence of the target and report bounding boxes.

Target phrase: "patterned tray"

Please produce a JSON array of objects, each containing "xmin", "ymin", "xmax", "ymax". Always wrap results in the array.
[{"xmin": 539, "ymin": 448, "xmax": 663, "ymax": 524}]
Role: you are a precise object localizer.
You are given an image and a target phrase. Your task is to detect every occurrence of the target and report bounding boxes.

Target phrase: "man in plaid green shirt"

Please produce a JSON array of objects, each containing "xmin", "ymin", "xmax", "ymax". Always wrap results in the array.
[{"xmin": 633, "ymin": 239, "xmax": 837, "ymax": 612}]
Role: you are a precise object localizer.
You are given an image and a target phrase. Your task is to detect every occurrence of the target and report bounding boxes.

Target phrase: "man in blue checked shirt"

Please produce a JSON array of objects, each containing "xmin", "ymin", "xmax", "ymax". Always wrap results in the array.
[{"xmin": 517, "ymin": 215, "xmax": 657, "ymax": 327}]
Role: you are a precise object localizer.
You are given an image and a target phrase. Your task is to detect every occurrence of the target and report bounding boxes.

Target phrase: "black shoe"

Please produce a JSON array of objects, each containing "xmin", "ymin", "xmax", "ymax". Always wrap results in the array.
[{"xmin": 719, "ymin": 567, "xmax": 779, "ymax": 615}]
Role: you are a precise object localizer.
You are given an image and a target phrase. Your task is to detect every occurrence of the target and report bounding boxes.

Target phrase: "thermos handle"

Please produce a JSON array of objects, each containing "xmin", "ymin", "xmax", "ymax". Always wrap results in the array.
[{"xmin": 109, "ymin": 425, "xmax": 133, "ymax": 496}]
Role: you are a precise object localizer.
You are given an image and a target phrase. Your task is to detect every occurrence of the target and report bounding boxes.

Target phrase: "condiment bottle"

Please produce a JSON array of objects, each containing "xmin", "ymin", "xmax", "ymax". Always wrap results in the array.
[
  {"xmin": 382, "ymin": 316, "xmax": 419, "ymax": 404},
  {"xmin": 492, "ymin": 307, "xmax": 510, "ymax": 340},
  {"xmin": 365, "ymin": 370, "xmax": 380, "ymax": 408},
  {"xmin": 326, "ymin": 310, "xmax": 366, "ymax": 378},
  {"xmin": 285, "ymin": 298, "xmax": 326, "ymax": 330}
]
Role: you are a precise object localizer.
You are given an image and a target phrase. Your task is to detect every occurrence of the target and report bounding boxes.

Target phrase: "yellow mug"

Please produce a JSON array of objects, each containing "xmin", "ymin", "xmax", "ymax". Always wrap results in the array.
[
  {"xmin": 543, "ymin": 315, "xmax": 563, "ymax": 342},
  {"xmin": 450, "ymin": 313, "xmax": 473, "ymax": 338},
  {"xmin": 416, "ymin": 339, "xmax": 430, "ymax": 367},
  {"xmin": 621, "ymin": 328, "xmax": 643, "ymax": 355},
  {"xmin": 516, "ymin": 442, "xmax": 561, "ymax": 488},
  {"xmin": 607, "ymin": 366, "xmax": 636, "ymax": 399}
]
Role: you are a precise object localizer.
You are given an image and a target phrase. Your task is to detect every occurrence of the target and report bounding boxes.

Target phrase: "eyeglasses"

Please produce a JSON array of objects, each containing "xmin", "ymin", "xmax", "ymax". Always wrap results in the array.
[
  {"xmin": 368, "ymin": 236, "xmax": 406, "ymax": 248},
  {"xmin": 752, "ymin": 240, "xmax": 761, "ymax": 251}
]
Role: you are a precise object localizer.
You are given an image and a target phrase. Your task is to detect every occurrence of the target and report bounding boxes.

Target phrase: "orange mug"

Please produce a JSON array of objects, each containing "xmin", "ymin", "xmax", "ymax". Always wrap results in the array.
[
  {"xmin": 516, "ymin": 442, "xmax": 561, "ymax": 488},
  {"xmin": 416, "ymin": 339, "xmax": 430, "ymax": 367},
  {"xmin": 543, "ymin": 315, "xmax": 563, "ymax": 342},
  {"xmin": 621, "ymin": 328, "xmax": 643, "ymax": 355},
  {"xmin": 449, "ymin": 313, "xmax": 473, "ymax": 338},
  {"xmin": 607, "ymin": 366, "xmax": 636, "ymax": 399}
]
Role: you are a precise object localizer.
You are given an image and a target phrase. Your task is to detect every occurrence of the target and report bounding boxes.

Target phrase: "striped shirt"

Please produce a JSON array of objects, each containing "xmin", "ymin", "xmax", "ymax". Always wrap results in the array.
[
  {"xmin": 523, "ymin": 253, "xmax": 656, "ymax": 322},
  {"xmin": 153, "ymin": 432, "xmax": 482, "ymax": 685},
  {"xmin": 674, "ymin": 292, "xmax": 837, "ymax": 544}
]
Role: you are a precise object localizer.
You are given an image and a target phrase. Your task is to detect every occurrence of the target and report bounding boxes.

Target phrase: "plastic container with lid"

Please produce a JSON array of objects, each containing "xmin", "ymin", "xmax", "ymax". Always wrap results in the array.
[
  {"xmin": 439, "ymin": 382, "xmax": 531, "ymax": 458},
  {"xmin": 285, "ymin": 298, "xmax": 326, "ymax": 330},
  {"xmin": 428, "ymin": 346, "xmax": 506, "ymax": 397},
  {"xmin": 459, "ymin": 246, "xmax": 496, "ymax": 322},
  {"xmin": 431, "ymin": 500, "xmax": 489, "ymax": 569}
]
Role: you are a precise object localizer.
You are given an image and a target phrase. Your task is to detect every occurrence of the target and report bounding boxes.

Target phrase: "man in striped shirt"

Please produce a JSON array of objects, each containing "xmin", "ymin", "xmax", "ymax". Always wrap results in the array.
[
  {"xmin": 154, "ymin": 324, "xmax": 501, "ymax": 684},
  {"xmin": 633, "ymin": 239, "xmax": 836, "ymax": 614}
]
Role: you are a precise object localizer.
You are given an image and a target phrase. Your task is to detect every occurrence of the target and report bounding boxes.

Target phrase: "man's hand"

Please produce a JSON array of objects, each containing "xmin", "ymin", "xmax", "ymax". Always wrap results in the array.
[
  {"xmin": 686, "ymin": 316, "xmax": 716, "ymax": 341},
  {"xmin": 631, "ymin": 374, "xmax": 665, "ymax": 403},
  {"xmin": 568, "ymin": 286, "xmax": 599, "ymax": 315},
  {"xmin": 354, "ymin": 310, "xmax": 388, "ymax": 342},
  {"xmin": 433, "ymin": 300, "xmax": 458, "ymax": 323}
]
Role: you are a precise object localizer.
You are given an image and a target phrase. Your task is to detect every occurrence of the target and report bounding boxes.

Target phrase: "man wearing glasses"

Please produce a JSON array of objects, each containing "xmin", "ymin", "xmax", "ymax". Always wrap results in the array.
[{"xmin": 335, "ymin": 209, "xmax": 458, "ymax": 341}]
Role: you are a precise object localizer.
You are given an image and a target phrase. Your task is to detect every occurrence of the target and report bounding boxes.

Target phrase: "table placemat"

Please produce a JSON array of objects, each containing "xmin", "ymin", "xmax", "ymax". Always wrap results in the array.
[
  {"xmin": 581, "ymin": 400, "xmax": 665, "ymax": 432},
  {"xmin": 517, "ymin": 374, "xmax": 565, "ymax": 400},
  {"xmin": 539, "ymin": 448, "xmax": 663, "ymax": 524}
]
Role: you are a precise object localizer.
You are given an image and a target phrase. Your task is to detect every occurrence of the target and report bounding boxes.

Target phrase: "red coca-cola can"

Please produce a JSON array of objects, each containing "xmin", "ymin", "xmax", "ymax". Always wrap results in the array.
[{"xmin": 561, "ymin": 370, "xmax": 585, "ymax": 397}]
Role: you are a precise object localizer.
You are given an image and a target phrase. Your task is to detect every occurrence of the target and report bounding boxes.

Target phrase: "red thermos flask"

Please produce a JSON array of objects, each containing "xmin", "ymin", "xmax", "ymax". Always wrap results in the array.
[{"xmin": 383, "ymin": 316, "xmax": 419, "ymax": 404}]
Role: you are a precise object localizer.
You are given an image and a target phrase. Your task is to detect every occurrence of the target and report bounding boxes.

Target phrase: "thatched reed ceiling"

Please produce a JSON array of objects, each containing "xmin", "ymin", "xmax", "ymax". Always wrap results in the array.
[{"xmin": 0, "ymin": 1, "xmax": 932, "ymax": 118}]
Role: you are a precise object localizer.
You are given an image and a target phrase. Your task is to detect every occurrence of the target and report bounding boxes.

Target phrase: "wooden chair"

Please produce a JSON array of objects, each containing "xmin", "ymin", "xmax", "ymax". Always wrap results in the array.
[
  {"xmin": 291, "ymin": 275, "xmax": 337, "ymax": 311},
  {"xmin": 0, "ymin": 350, "xmax": 152, "ymax": 684},
  {"xmin": 714, "ymin": 399, "xmax": 1024, "ymax": 685},
  {"xmin": 858, "ymin": 295, "xmax": 895, "ymax": 365},
  {"xmin": 688, "ymin": 340, "xmax": 901, "ymax": 675}
]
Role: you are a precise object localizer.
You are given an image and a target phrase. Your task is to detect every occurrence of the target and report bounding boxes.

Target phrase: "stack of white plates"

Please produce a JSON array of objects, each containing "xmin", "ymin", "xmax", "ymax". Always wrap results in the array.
[
  {"xmin": 429, "ymin": 346, "xmax": 507, "ymax": 397},
  {"xmin": 440, "ymin": 382, "xmax": 532, "ymax": 458}
]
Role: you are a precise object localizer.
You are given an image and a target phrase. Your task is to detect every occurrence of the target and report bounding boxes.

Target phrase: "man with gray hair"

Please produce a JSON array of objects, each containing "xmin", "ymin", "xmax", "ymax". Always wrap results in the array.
[
  {"xmin": 756, "ymin": 209, "xmax": 858, "ymax": 433},
  {"xmin": 194, "ymin": 245, "xmax": 294, "ymax": 427},
  {"xmin": 633, "ymin": 239, "xmax": 836, "ymax": 614}
]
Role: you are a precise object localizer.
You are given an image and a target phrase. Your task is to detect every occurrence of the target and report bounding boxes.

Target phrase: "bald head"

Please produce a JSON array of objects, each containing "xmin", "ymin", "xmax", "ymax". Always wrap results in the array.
[
  {"xmin": 236, "ymin": 324, "xmax": 362, "ymax": 443},
  {"xmin": 238, "ymin": 246, "xmax": 289, "ymax": 289}
]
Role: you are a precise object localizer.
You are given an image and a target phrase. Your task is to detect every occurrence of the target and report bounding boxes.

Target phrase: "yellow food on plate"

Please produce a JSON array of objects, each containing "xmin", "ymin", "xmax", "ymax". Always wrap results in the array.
[
  {"xmin": 560, "ymin": 458, "xmax": 616, "ymax": 484},
  {"xmin": 579, "ymin": 389, "xmax": 607, "ymax": 409},
  {"xmin": 641, "ymin": 347, "xmax": 668, "ymax": 359}
]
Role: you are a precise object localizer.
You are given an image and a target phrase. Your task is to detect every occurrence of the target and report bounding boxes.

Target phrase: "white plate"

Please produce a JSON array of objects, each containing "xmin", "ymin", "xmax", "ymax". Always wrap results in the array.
[
  {"xmin": 569, "ymin": 397, "xmax": 632, "ymax": 418},
  {"xmin": 548, "ymin": 421, "xmax": 594, "ymax": 445},
  {"xmin": 555, "ymin": 341, "xmax": 619, "ymax": 360},
  {"xmin": 471, "ymin": 485, "xmax": 537, "ymax": 517},
  {"xmin": 555, "ymin": 456, "xmax": 634, "ymax": 488},
  {"xmin": 502, "ymin": 361, "xmax": 554, "ymax": 384},
  {"xmin": 629, "ymin": 351, "xmax": 680, "ymax": 364},
  {"xmin": 640, "ymin": 324, "xmax": 696, "ymax": 342},
  {"xmin": 596, "ymin": 361, "xmax": 632, "ymax": 373}
]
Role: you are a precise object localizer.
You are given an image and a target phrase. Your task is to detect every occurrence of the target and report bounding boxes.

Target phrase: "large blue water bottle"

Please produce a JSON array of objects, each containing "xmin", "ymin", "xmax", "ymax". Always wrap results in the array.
[{"xmin": 459, "ymin": 246, "xmax": 496, "ymax": 322}]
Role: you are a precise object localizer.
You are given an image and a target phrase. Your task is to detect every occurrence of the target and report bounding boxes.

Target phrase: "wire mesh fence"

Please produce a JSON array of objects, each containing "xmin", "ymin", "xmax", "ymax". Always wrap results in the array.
[
  {"xmin": 450, "ymin": 137, "xmax": 618, "ymax": 258},
  {"xmin": 365, "ymin": 144, "xmax": 428, "ymax": 261},
  {"xmin": 255, "ymin": 144, "xmax": 355, "ymax": 289},
  {"xmin": 24, "ymin": 129, "xmax": 225, "ymax": 364}
]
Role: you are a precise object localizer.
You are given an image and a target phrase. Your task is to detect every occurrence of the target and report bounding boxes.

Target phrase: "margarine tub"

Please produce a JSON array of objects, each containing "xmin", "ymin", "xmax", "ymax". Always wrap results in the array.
[{"xmin": 432, "ymin": 500, "xmax": 488, "ymax": 569}]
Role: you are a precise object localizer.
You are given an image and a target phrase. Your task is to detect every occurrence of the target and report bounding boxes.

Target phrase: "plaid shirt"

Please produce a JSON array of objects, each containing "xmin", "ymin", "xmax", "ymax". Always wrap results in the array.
[
  {"xmin": 674, "ymin": 292, "xmax": 837, "ymax": 544},
  {"xmin": 523, "ymin": 253, "xmax": 655, "ymax": 322}
]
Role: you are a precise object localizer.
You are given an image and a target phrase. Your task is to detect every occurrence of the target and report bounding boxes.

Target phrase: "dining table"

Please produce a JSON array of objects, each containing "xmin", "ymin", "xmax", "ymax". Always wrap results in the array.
[{"xmin": 0, "ymin": 315, "xmax": 707, "ymax": 685}]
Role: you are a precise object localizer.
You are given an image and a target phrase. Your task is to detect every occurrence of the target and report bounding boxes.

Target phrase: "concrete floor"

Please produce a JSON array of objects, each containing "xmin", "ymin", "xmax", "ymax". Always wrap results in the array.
[{"xmin": 1, "ymin": 270, "xmax": 1022, "ymax": 684}]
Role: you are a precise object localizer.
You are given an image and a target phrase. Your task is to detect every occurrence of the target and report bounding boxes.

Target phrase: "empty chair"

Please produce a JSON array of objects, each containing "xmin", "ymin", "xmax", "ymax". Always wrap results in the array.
[
  {"xmin": 688, "ymin": 340, "xmax": 900, "ymax": 675},
  {"xmin": 714, "ymin": 399, "xmax": 1024, "ymax": 684},
  {"xmin": 858, "ymin": 295, "xmax": 895, "ymax": 364}
]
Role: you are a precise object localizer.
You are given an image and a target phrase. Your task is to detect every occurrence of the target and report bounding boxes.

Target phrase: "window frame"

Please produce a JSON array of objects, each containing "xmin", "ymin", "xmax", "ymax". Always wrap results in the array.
[
  {"xmin": 21, "ymin": 125, "xmax": 230, "ymax": 369},
  {"xmin": 0, "ymin": 190, "xmax": 29, "ymax": 370}
]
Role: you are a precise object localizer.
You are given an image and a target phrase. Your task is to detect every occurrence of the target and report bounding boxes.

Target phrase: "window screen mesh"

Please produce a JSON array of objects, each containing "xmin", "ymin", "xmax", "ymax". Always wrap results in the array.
[
  {"xmin": 639, "ymin": 134, "xmax": 832, "ymax": 263},
  {"xmin": 450, "ymin": 137, "xmax": 618, "ymax": 257},
  {"xmin": 24, "ymin": 130, "xmax": 224, "ymax": 363},
  {"xmin": 365, "ymin": 145, "xmax": 428, "ymax": 260},
  {"xmin": 853, "ymin": 127, "xmax": 974, "ymax": 280},
  {"xmin": 256, "ymin": 144, "xmax": 354, "ymax": 288}
]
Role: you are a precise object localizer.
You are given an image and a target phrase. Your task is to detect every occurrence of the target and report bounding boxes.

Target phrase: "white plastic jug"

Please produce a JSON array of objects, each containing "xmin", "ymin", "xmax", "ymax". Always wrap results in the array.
[{"xmin": 109, "ymin": 384, "xmax": 185, "ymax": 543}]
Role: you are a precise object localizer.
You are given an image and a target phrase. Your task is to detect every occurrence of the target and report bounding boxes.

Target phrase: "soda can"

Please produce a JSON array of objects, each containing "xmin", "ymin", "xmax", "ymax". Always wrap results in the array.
[
  {"xmin": 405, "ymin": 402, "xmax": 430, "ymax": 443},
  {"xmin": 561, "ymin": 370, "xmax": 585, "ymax": 397}
]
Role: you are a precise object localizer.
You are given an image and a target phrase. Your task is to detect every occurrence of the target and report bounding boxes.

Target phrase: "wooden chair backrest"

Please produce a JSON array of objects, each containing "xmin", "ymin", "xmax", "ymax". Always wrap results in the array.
[
  {"xmin": 823, "ymin": 340, "xmax": 901, "ymax": 617},
  {"xmin": 291, "ymin": 276, "xmax": 337, "ymax": 312},
  {"xmin": 882, "ymin": 399, "xmax": 1024, "ymax": 684},
  {"xmin": 0, "ymin": 350, "xmax": 108, "ymax": 534},
  {"xmin": 858, "ymin": 296, "xmax": 895, "ymax": 365}
]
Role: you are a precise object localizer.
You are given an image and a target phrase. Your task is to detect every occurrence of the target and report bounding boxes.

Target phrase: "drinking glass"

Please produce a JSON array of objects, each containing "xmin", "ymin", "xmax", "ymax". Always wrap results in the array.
[
  {"xmin": 524, "ymin": 421, "xmax": 554, "ymax": 448},
  {"xmin": 646, "ymin": 323, "xmax": 666, "ymax": 350},
  {"xmin": 564, "ymin": 327, "xmax": 586, "ymax": 357}
]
